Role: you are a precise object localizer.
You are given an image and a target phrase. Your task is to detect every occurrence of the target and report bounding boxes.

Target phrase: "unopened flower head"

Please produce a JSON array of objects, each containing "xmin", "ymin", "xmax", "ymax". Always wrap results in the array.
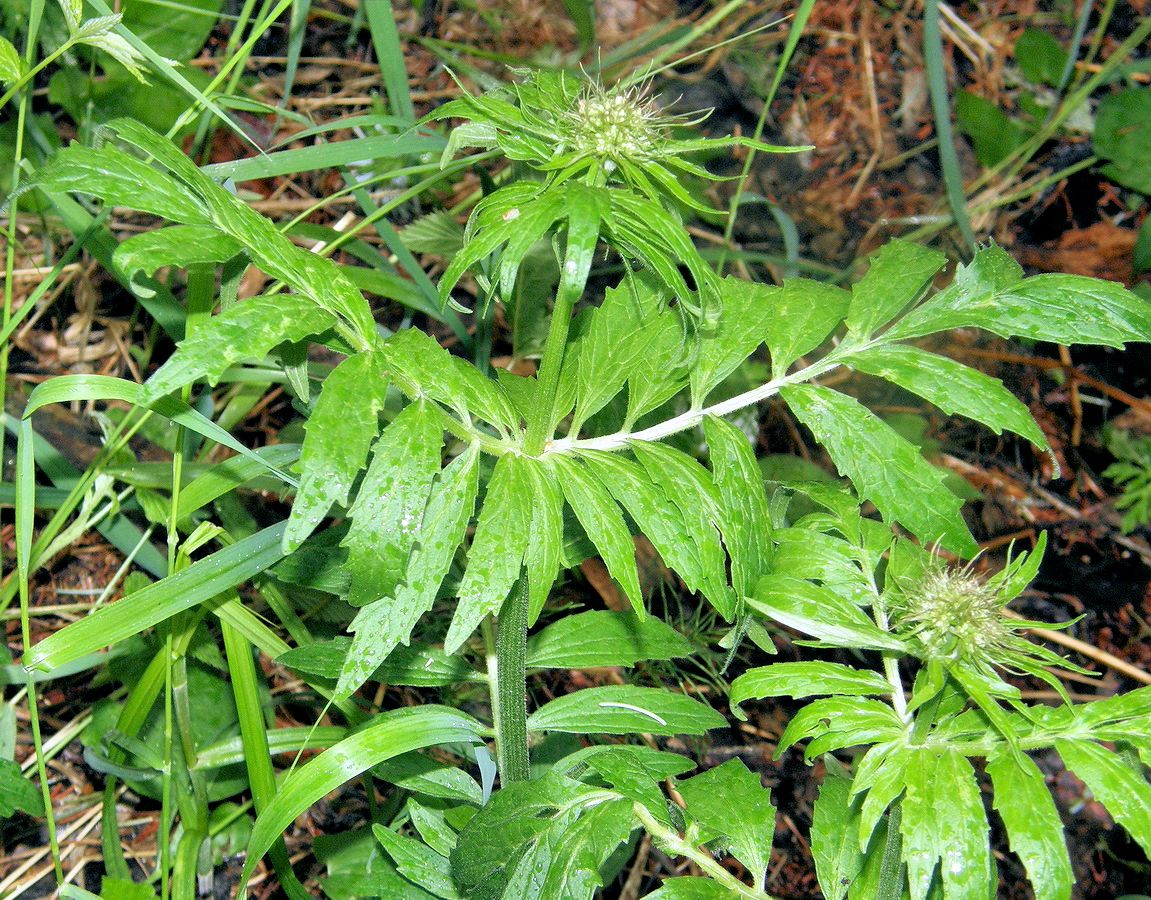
[
  {"xmin": 895, "ymin": 565, "xmax": 1015, "ymax": 665},
  {"xmin": 562, "ymin": 82, "xmax": 667, "ymax": 163}
]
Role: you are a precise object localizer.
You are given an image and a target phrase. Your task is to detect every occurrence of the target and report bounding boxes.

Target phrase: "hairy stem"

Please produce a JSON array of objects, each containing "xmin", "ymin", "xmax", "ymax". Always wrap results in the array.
[
  {"xmin": 491, "ymin": 576, "xmax": 530, "ymax": 784},
  {"xmin": 876, "ymin": 802, "xmax": 906, "ymax": 900}
]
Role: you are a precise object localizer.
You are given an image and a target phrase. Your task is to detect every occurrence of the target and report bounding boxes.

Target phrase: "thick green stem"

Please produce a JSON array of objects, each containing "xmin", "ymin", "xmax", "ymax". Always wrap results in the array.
[
  {"xmin": 491, "ymin": 576, "xmax": 530, "ymax": 784},
  {"xmin": 876, "ymin": 802, "xmax": 906, "ymax": 900}
]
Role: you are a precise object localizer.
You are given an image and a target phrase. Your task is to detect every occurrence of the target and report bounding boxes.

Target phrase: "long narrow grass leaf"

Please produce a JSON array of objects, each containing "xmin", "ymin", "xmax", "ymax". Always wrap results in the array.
[
  {"xmin": 201, "ymin": 132, "xmax": 442, "ymax": 181},
  {"xmin": 23, "ymin": 375, "xmax": 296, "ymax": 486},
  {"xmin": 25, "ymin": 522, "xmax": 288, "ymax": 670},
  {"xmin": 923, "ymin": 0, "xmax": 977, "ymax": 251},
  {"xmin": 238, "ymin": 706, "xmax": 484, "ymax": 891},
  {"xmin": 85, "ymin": 0, "xmax": 250, "ymax": 144},
  {"xmin": 365, "ymin": 0, "xmax": 414, "ymax": 122},
  {"xmin": 221, "ymin": 621, "xmax": 310, "ymax": 899}
]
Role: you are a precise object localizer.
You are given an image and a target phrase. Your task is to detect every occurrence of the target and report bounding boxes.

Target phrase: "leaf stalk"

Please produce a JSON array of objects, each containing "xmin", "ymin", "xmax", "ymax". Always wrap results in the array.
[{"xmin": 632, "ymin": 802, "xmax": 779, "ymax": 899}]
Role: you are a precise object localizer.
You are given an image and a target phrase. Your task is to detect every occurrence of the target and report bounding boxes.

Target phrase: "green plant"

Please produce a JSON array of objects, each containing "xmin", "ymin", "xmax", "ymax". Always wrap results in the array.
[
  {"xmin": 0, "ymin": 0, "xmax": 149, "ymax": 113},
  {"xmin": 910, "ymin": 9, "xmax": 1151, "ymax": 249},
  {"xmin": 1103, "ymin": 426, "xmax": 1151, "ymax": 534},
  {"xmin": 13, "ymin": 61, "xmax": 1151, "ymax": 900}
]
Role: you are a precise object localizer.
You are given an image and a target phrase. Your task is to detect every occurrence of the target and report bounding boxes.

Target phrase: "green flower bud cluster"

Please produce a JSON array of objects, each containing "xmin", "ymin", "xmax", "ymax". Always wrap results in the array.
[
  {"xmin": 897, "ymin": 567, "xmax": 1014, "ymax": 664},
  {"xmin": 563, "ymin": 85, "xmax": 663, "ymax": 165}
]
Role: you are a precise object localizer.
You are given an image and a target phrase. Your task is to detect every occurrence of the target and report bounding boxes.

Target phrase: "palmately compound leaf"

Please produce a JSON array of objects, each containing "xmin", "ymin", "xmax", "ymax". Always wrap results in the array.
[
  {"xmin": 336, "ymin": 445, "xmax": 480, "ymax": 698},
  {"xmin": 676, "ymin": 759, "xmax": 776, "ymax": 890},
  {"xmin": 887, "ymin": 243, "xmax": 1151, "ymax": 348},
  {"xmin": 602, "ymin": 188, "xmax": 721, "ymax": 324},
  {"xmin": 438, "ymin": 181, "xmax": 561, "ymax": 305},
  {"xmin": 450, "ymin": 358, "xmax": 521, "ymax": 431},
  {"xmin": 689, "ymin": 277, "xmax": 779, "ymax": 406},
  {"xmin": 1056, "ymin": 738, "xmax": 1151, "ymax": 860},
  {"xmin": 498, "ymin": 795, "xmax": 633, "ymax": 900},
  {"xmin": 777, "ymin": 698, "xmax": 905, "ymax": 761},
  {"xmin": 882, "ymin": 242, "xmax": 1022, "ymax": 341},
  {"xmin": 763, "ymin": 277, "xmax": 851, "ymax": 378},
  {"xmin": 140, "ymin": 295, "xmax": 337, "ymax": 402},
  {"xmin": 851, "ymin": 741, "xmax": 914, "ymax": 851},
  {"xmin": 280, "ymin": 637, "xmax": 481, "ymax": 688},
  {"xmin": 643, "ymin": 878, "xmax": 734, "ymax": 899},
  {"xmin": 401, "ymin": 209, "xmax": 467, "ymax": 256},
  {"xmin": 450, "ymin": 771, "xmax": 633, "ymax": 900},
  {"xmin": 845, "ymin": 240, "xmax": 947, "ymax": 339},
  {"xmin": 551, "ymin": 454, "xmax": 644, "ymax": 616},
  {"xmin": 579, "ymin": 450, "xmax": 720, "ymax": 613},
  {"xmin": 1074, "ymin": 682, "xmax": 1151, "ymax": 732},
  {"xmin": 444, "ymin": 453, "xmax": 534, "ymax": 653},
  {"xmin": 558, "ymin": 745, "xmax": 697, "ymax": 787},
  {"xmin": 570, "ymin": 278, "xmax": 662, "ymax": 433},
  {"xmin": 557, "ymin": 180, "xmax": 609, "ymax": 312},
  {"xmin": 845, "ymin": 344, "xmax": 1048, "ymax": 448},
  {"xmin": 771, "ymin": 527, "xmax": 872, "ymax": 602},
  {"xmin": 575, "ymin": 747, "xmax": 670, "ymax": 820},
  {"xmin": 285, "ymin": 352, "xmax": 388, "ymax": 551},
  {"xmin": 782, "ymin": 383, "xmax": 978, "ymax": 556},
  {"xmin": 986, "ymin": 529, "xmax": 1047, "ymax": 604},
  {"xmin": 980, "ymin": 273, "xmax": 1151, "ymax": 348},
  {"xmin": 382, "ymin": 327, "xmax": 518, "ymax": 430},
  {"xmin": 900, "ymin": 748, "xmax": 994, "ymax": 900},
  {"xmin": 72, "ymin": 14, "xmax": 149, "ymax": 82},
  {"xmin": 623, "ymin": 305, "xmax": 689, "ymax": 427},
  {"xmin": 986, "ymin": 750, "xmax": 1073, "ymax": 900},
  {"xmin": 342, "ymin": 400, "xmax": 444, "ymax": 608},
  {"xmin": 372, "ymin": 823, "xmax": 461, "ymax": 899},
  {"xmin": 103, "ymin": 118, "xmax": 376, "ymax": 342},
  {"xmin": 703, "ymin": 415, "xmax": 773, "ymax": 598},
  {"xmin": 749, "ymin": 576, "xmax": 908, "ymax": 654}
]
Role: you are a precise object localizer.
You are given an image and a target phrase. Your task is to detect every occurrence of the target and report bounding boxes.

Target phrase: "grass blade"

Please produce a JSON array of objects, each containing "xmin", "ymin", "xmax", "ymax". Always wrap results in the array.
[
  {"xmin": 23, "ymin": 375, "xmax": 297, "ymax": 486},
  {"xmin": 85, "ymin": 0, "xmax": 252, "ymax": 146},
  {"xmin": 720, "ymin": 0, "xmax": 816, "ymax": 272},
  {"xmin": 25, "ymin": 521, "xmax": 289, "ymax": 670},
  {"xmin": 16, "ymin": 416, "xmax": 64, "ymax": 882},
  {"xmin": 221, "ymin": 620, "xmax": 310, "ymax": 899},
  {"xmin": 923, "ymin": 0, "xmax": 977, "ymax": 251},
  {"xmin": 200, "ymin": 131, "xmax": 443, "ymax": 181},
  {"xmin": 239, "ymin": 706, "xmax": 485, "ymax": 890},
  {"xmin": 364, "ymin": 0, "xmax": 415, "ymax": 122}
]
